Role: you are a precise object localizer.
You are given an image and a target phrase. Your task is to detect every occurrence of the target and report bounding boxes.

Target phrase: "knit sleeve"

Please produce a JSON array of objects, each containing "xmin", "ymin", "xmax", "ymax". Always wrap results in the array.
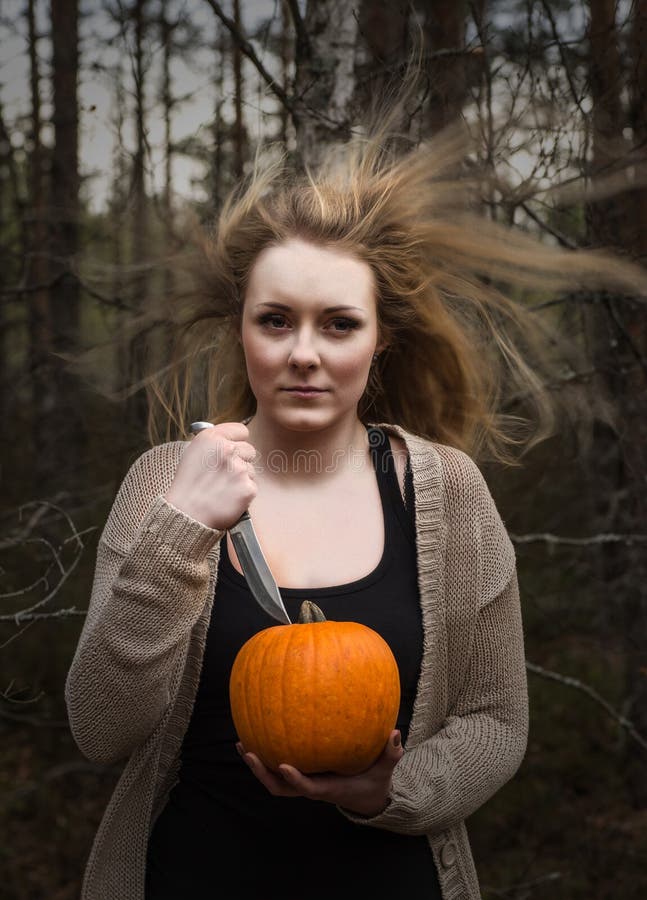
[
  {"xmin": 65, "ymin": 445, "xmax": 224, "ymax": 766},
  {"xmin": 339, "ymin": 448, "xmax": 528, "ymax": 835}
]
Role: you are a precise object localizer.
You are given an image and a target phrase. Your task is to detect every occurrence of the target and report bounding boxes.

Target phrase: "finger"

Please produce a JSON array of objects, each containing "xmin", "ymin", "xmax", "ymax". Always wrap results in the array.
[
  {"xmin": 278, "ymin": 765, "xmax": 317, "ymax": 795},
  {"xmin": 278, "ymin": 764, "xmax": 303, "ymax": 785},
  {"xmin": 230, "ymin": 441, "xmax": 258, "ymax": 463},
  {"xmin": 243, "ymin": 753, "xmax": 298, "ymax": 797},
  {"xmin": 376, "ymin": 731, "xmax": 403, "ymax": 769},
  {"xmin": 188, "ymin": 421, "xmax": 214, "ymax": 437},
  {"xmin": 214, "ymin": 422, "xmax": 250, "ymax": 441},
  {"xmin": 192, "ymin": 422, "xmax": 249, "ymax": 442}
]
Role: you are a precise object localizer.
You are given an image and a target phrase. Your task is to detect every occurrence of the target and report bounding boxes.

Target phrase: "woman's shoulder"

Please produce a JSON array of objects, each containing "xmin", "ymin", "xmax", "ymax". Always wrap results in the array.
[
  {"xmin": 378, "ymin": 424, "xmax": 515, "ymax": 596},
  {"xmin": 101, "ymin": 441, "xmax": 188, "ymax": 550},
  {"xmin": 374, "ymin": 422, "xmax": 482, "ymax": 480},
  {"xmin": 375, "ymin": 422, "xmax": 497, "ymax": 511},
  {"xmin": 120, "ymin": 440, "xmax": 187, "ymax": 488}
]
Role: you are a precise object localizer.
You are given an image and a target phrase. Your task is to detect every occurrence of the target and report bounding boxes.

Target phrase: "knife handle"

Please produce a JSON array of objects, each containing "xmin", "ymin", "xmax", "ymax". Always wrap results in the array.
[
  {"xmin": 189, "ymin": 421, "xmax": 214, "ymax": 434},
  {"xmin": 189, "ymin": 423, "xmax": 253, "ymax": 531}
]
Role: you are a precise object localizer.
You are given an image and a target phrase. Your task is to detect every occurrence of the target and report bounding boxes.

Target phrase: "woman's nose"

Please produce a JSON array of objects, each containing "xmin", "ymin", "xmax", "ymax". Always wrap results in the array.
[{"xmin": 288, "ymin": 330, "xmax": 320, "ymax": 367}]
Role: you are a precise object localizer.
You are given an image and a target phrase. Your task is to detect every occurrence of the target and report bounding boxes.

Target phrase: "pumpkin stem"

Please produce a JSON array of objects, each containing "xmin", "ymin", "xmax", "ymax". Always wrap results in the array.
[{"xmin": 297, "ymin": 601, "xmax": 327, "ymax": 623}]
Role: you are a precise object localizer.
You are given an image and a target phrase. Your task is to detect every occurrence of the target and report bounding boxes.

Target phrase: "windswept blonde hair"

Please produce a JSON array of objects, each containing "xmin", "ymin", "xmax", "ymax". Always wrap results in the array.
[{"xmin": 136, "ymin": 113, "xmax": 646, "ymax": 464}]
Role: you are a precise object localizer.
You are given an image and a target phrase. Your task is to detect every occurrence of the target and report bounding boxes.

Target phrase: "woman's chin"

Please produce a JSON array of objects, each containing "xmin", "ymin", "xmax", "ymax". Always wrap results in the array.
[{"xmin": 260, "ymin": 403, "xmax": 343, "ymax": 431}]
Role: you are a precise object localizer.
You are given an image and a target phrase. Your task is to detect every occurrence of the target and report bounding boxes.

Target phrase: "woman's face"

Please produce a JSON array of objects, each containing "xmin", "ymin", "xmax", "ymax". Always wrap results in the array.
[{"xmin": 241, "ymin": 238, "xmax": 383, "ymax": 432}]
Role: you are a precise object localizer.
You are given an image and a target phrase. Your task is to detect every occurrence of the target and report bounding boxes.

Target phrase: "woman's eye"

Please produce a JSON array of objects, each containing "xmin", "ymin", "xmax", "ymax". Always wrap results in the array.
[
  {"xmin": 330, "ymin": 318, "xmax": 360, "ymax": 333},
  {"xmin": 259, "ymin": 314, "xmax": 287, "ymax": 329},
  {"xmin": 257, "ymin": 314, "xmax": 359, "ymax": 333}
]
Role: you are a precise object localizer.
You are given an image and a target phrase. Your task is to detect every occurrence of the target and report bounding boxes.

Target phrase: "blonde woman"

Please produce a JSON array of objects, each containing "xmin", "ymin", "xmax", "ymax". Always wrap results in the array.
[{"xmin": 65, "ymin": 121, "xmax": 645, "ymax": 899}]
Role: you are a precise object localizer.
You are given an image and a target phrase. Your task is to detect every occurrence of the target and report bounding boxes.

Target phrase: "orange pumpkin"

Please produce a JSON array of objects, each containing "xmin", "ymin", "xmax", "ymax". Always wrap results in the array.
[{"xmin": 228, "ymin": 601, "xmax": 401, "ymax": 775}]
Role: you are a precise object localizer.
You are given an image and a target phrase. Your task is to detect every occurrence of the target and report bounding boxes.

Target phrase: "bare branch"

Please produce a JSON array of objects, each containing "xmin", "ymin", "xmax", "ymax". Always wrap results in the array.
[
  {"xmin": 1, "ymin": 760, "xmax": 122, "ymax": 809},
  {"xmin": 0, "ymin": 268, "xmax": 137, "ymax": 313},
  {"xmin": 285, "ymin": 0, "xmax": 309, "ymax": 58},
  {"xmin": 482, "ymin": 870, "xmax": 563, "ymax": 898},
  {"xmin": 603, "ymin": 293, "xmax": 647, "ymax": 377},
  {"xmin": 538, "ymin": 0, "xmax": 587, "ymax": 119},
  {"xmin": 511, "ymin": 532, "xmax": 647, "ymax": 546},
  {"xmin": 203, "ymin": 0, "xmax": 294, "ymax": 113},
  {"xmin": 519, "ymin": 200, "xmax": 578, "ymax": 250},
  {"xmin": 527, "ymin": 661, "xmax": 647, "ymax": 752},
  {"xmin": 0, "ymin": 606, "xmax": 88, "ymax": 623},
  {"xmin": 0, "ymin": 706, "xmax": 69, "ymax": 728},
  {"xmin": 0, "ymin": 502, "xmax": 96, "ymax": 626}
]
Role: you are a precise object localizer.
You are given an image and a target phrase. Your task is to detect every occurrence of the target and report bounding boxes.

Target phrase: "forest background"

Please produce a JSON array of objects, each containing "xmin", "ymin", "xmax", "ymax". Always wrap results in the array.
[{"xmin": 1, "ymin": 0, "xmax": 646, "ymax": 897}]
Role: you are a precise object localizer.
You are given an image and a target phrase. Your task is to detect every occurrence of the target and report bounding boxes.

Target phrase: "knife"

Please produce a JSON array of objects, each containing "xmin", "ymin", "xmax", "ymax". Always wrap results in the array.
[{"xmin": 189, "ymin": 421, "xmax": 292, "ymax": 625}]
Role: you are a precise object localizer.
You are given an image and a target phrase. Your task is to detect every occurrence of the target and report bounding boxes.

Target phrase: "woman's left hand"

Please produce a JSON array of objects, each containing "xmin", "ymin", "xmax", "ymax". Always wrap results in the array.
[{"xmin": 236, "ymin": 730, "xmax": 404, "ymax": 817}]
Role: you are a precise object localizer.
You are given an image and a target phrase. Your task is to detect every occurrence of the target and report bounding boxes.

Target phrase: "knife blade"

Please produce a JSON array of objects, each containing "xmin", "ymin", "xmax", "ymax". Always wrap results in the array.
[
  {"xmin": 229, "ymin": 511, "xmax": 292, "ymax": 625},
  {"xmin": 189, "ymin": 421, "xmax": 292, "ymax": 625}
]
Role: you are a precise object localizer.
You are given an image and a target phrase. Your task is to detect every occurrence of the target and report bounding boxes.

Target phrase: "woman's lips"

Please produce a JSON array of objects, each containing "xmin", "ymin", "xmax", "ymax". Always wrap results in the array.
[{"xmin": 282, "ymin": 388, "xmax": 328, "ymax": 398}]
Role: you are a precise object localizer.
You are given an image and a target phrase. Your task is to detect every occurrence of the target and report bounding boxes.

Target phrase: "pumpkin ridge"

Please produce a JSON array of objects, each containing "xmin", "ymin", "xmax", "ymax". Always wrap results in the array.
[
  {"xmin": 241, "ymin": 632, "xmax": 259, "ymax": 751},
  {"xmin": 330, "ymin": 623, "xmax": 352, "ymax": 770},
  {"xmin": 237, "ymin": 640, "xmax": 253, "ymax": 755},
  {"xmin": 356, "ymin": 627, "xmax": 378, "ymax": 769},
  {"xmin": 303, "ymin": 620, "xmax": 323, "ymax": 771},
  {"xmin": 258, "ymin": 630, "xmax": 276, "ymax": 766},
  {"xmin": 279, "ymin": 620, "xmax": 295, "ymax": 767}
]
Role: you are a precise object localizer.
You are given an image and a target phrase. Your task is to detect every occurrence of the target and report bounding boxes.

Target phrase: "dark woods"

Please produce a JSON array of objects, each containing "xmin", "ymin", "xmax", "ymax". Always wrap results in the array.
[{"xmin": 1, "ymin": 1, "xmax": 646, "ymax": 897}]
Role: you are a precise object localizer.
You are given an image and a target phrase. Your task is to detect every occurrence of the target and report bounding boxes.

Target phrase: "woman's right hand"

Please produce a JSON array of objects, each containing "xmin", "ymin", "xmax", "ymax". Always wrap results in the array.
[{"xmin": 163, "ymin": 422, "xmax": 258, "ymax": 530}]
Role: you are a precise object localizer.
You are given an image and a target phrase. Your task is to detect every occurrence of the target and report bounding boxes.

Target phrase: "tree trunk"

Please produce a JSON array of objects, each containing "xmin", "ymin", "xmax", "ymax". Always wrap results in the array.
[
  {"xmin": 419, "ymin": 0, "xmax": 468, "ymax": 134},
  {"xmin": 232, "ymin": 0, "xmax": 246, "ymax": 179},
  {"xmin": 619, "ymin": 0, "xmax": 647, "ymax": 809},
  {"xmin": 293, "ymin": 0, "xmax": 360, "ymax": 168},
  {"xmin": 279, "ymin": 0, "xmax": 293, "ymax": 148},
  {"xmin": 111, "ymin": 62, "xmax": 127, "ymax": 345},
  {"xmin": 587, "ymin": 0, "xmax": 647, "ymax": 809},
  {"xmin": 587, "ymin": 0, "xmax": 629, "ymax": 247},
  {"xmin": 0, "ymin": 102, "xmax": 28, "ymax": 426},
  {"xmin": 160, "ymin": 0, "xmax": 175, "ymax": 303},
  {"xmin": 132, "ymin": 0, "xmax": 148, "ymax": 268},
  {"xmin": 629, "ymin": 0, "xmax": 647, "ymax": 261},
  {"xmin": 128, "ymin": 0, "xmax": 150, "ymax": 427},
  {"xmin": 27, "ymin": 0, "xmax": 54, "ymax": 480},
  {"xmin": 211, "ymin": 24, "xmax": 226, "ymax": 210},
  {"xmin": 353, "ymin": 0, "xmax": 410, "ymax": 133},
  {"xmin": 50, "ymin": 0, "xmax": 82, "ymax": 482}
]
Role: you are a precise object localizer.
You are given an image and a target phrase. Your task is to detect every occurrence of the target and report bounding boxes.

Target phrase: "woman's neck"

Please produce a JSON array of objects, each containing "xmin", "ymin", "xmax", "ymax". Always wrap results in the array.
[{"xmin": 245, "ymin": 414, "xmax": 372, "ymax": 485}]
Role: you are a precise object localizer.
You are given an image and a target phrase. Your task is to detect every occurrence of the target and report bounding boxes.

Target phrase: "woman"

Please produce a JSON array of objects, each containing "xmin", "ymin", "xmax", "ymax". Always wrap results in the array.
[{"xmin": 65, "ymin": 121, "xmax": 645, "ymax": 899}]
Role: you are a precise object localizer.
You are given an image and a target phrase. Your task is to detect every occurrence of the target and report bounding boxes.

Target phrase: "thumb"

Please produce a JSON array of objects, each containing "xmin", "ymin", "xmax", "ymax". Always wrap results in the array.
[{"xmin": 383, "ymin": 730, "xmax": 403, "ymax": 767}]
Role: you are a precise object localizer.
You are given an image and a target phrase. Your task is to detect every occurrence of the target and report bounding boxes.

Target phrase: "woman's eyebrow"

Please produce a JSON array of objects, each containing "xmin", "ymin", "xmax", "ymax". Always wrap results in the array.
[{"xmin": 255, "ymin": 301, "xmax": 366, "ymax": 313}]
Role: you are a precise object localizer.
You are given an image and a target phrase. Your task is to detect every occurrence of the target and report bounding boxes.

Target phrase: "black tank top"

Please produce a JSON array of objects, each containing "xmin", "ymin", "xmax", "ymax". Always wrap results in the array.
[{"xmin": 146, "ymin": 427, "xmax": 442, "ymax": 898}]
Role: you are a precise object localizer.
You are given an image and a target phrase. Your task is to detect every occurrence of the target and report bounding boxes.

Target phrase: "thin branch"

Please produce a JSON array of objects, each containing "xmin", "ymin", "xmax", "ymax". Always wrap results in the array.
[
  {"xmin": 0, "ymin": 606, "xmax": 88, "ymax": 623},
  {"xmin": 519, "ymin": 200, "xmax": 577, "ymax": 250},
  {"xmin": 0, "ymin": 544, "xmax": 85, "ymax": 625},
  {"xmin": 603, "ymin": 294, "xmax": 647, "ymax": 377},
  {"xmin": 0, "ymin": 706, "xmax": 69, "ymax": 728},
  {"xmin": 203, "ymin": 0, "xmax": 294, "ymax": 113},
  {"xmin": 0, "ymin": 502, "xmax": 95, "ymax": 624},
  {"xmin": 285, "ymin": 0, "xmax": 309, "ymax": 57},
  {"xmin": 482, "ymin": 870, "xmax": 563, "ymax": 898},
  {"xmin": 538, "ymin": 0, "xmax": 587, "ymax": 119},
  {"xmin": 1, "ymin": 760, "xmax": 122, "ymax": 809},
  {"xmin": 0, "ymin": 268, "xmax": 137, "ymax": 313},
  {"xmin": 527, "ymin": 661, "xmax": 647, "ymax": 752},
  {"xmin": 511, "ymin": 532, "xmax": 647, "ymax": 546}
]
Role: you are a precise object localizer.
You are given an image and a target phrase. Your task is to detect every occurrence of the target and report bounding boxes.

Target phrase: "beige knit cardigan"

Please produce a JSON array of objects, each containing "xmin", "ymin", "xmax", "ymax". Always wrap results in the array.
[{"xmin": 65, "ymin": 422, "xmax": 528, "ymax": 900}]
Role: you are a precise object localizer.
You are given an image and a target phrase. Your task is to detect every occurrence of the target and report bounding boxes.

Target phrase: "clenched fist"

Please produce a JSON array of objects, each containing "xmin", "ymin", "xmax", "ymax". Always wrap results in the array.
[{"xmin": 164, "ymin": 422, "xmax": 258, "ymax": 531}]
